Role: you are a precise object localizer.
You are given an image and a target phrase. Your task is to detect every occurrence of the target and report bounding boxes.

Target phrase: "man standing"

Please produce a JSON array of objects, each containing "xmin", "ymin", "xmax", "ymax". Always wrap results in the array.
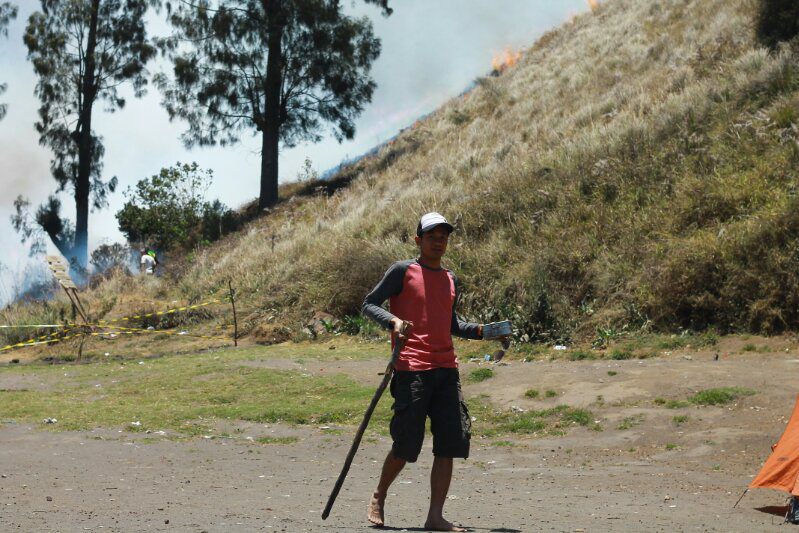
[
  {"xmin": 362, "ymin": 212, "xmax": 487, "ymax": 532},
  {"xmin": 140, "ymin": 249, "xmax": 157, "ymax": 275}
]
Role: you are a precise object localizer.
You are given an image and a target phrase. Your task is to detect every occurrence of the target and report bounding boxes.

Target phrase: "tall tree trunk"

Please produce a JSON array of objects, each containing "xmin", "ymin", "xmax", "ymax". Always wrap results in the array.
[
  {"xmin": 260, "ymin": 1, "xmax": 283, "ymax": 210},
  {"xmin": 74, "ymin": 0, "xmax": 100, "ymax": 267}
]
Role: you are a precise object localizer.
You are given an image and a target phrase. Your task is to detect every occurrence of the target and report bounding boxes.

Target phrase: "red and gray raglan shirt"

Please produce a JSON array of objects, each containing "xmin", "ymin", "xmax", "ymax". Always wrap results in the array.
[{"xmin": 362, "ymin": 260, "xmax": 482, "ymax": 372}]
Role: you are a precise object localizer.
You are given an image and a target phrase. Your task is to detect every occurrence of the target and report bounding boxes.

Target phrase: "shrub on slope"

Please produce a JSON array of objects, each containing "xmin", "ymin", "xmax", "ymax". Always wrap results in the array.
[{"xmin": 173, "ymin": 0, "xmax": 799, "ymax": 338}]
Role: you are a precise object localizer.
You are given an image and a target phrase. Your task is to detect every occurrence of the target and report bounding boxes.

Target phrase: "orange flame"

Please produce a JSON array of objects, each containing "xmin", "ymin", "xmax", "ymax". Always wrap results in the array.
[
  {"xmin": 586, "ymin": 0, "xmax": 600, "ymax": 12},
  {"xmin": 491, "ymin": 47, "xmax": 522, "ymax": 74}
]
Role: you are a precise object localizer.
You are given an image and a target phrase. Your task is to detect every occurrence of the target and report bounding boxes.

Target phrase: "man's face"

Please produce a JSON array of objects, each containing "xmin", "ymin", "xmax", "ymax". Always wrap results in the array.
[{"xmin": 415, "ymin": 225, "xmax": 450, "ymax": 260}]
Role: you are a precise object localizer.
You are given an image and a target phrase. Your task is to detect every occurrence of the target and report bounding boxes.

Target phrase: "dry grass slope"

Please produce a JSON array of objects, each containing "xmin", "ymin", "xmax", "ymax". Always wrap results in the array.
[{"xmin": 6, "ymin": 0, "xmax": 799, "ymax": 347}]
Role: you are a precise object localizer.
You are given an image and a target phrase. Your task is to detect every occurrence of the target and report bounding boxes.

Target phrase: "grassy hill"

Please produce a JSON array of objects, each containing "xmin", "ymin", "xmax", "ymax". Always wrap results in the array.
[{"xmin": 5, "ymin": 0, "xmax": 799, "ymax": 350}]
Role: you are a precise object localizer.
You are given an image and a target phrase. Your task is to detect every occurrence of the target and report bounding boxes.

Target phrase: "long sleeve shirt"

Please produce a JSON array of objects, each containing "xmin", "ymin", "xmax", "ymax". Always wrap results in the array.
[{"xmin": 362, "ymin": 259, "xmax": 481, "ymax": 371}]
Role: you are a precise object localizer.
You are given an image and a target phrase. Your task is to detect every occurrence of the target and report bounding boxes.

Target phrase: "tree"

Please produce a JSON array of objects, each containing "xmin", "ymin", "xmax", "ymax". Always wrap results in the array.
[
  {"xmin": 0, "ymin": 2, "xmax": 17, "ymax": 120},
  {"xmin": 157, "ymin": 0, "xmax": 392, "ymax": 210},
  {"xmin": 116, "ymin": 162, "xmax": 238, "ymax": 250},
  {"xmin": 756, "ymin": 0, "xmax": 799, "ymax": 49},
  {"xmin": 16, "ymin": 0, "xmax": 160, "ymax": 268}
]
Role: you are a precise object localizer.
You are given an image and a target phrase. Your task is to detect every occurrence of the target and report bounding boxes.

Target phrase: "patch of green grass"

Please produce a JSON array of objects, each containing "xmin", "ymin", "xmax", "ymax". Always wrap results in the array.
[
  {"xmin": 712, "ymin": 464, "xmax": 721, "ymax": 471},
  {"xmin": 607, "ymin": 371, "xmax": 617, "ymax": 376},
  {"xmin": 499, "ymin": 405, "xmax": 594, "ymax": 435},
  {"xmin": 610, "ymin": 349, "xmax": 634, "ymax": 360},
  {"xmin": 643, "ymin": 331, "xmax": 718, "ymax": 351},
  {"xmin": 490, "ymin": 440, "xmax": 517, "ymax": 447},
  {"xmin": 672, "ymin": 415, "xmax": 689, "ymax": 426},
  {"xmin": 524, "ymin": 389, "xmax": 539, "ymax": 399},
  {"xmin": 502, "ymin": 416, "xmax": 547, "ymax": 433},
  {"xmin": 0, "ymin": 347, "xmax": 392, "ymax": 436},
  {"xmin": 665, "ymin": 443, "xmax": 679, "ymax": 450},
  {"xmin": 771, "ymin": 104, "xmax": 797, "ymax": 129},
  {"xmin": 699, "ymin": 331, "xmax": 719, "ymax": 347},
  {"xmin": 545, "ymin": 389, "xmax": 558, "ymax": 398},
  {"xmin": 654, "ymin": 397, "xmax": 690, "ymax": 409},
  {"xmin": 743, "ymin": 343, "xmax": 757, "ymax": 352},
  {"xmin": 468, "ymin": 368, "xmax": 495, "ymax": 382},
  {"xmin": 568, "ymin": 350, "xmax": 595, "ymax": 361},
  {"xmin": 688, "ymin": 387, "xmax": 756, "ymax": 406},
  {"xmin": 672, "ymin": 414, "xmax": 690, "ymax": 425},
  {"xmin": 657, "ymin": 337, "xmax": 688, "ymax": 350},
  {"xmin": 255, "ymin": 436, "xmax": 299, "ymax": 445},
  {"xmin": 617, "ymin": 414, "xmax": 645, "ymax": 430},
  {"xmin": 0, "ymin": 343, "xmax": 610, "ymax": 443},
  {"xmin": 561, "ymin": 407, "xmax": 593, "ymax": 425}
]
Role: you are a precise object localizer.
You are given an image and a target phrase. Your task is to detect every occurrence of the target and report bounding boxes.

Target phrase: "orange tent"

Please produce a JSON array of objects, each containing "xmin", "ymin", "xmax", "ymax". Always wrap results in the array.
[{"xmin": 751, "ymin": 394, "xmax": 799, "ymax": 495}]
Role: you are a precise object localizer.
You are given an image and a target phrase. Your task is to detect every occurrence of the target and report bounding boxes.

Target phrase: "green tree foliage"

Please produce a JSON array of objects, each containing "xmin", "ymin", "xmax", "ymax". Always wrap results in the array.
[
  {"xmin": 15, "ymin": 0, "xmax": 160, "ymax": 268},
  {"xmin": 157, "ymin": 0, "xmax": 392, "ymax": 210},
  {"xmin": 756, "ymin": 0, "xmax": 799, "ymax": 49},
  {"xmin": 0, "ymin": 2, "xmax": 17, "ymax": 120},
  {"xmin": 116, "ymin": 162, "xmax": 240, "ymax": 251}
]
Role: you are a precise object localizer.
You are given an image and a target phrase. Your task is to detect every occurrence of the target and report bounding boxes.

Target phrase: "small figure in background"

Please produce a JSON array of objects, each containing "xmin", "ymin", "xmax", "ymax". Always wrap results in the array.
[{"xmin": 140, "ymin": 248, "xmax": 157, "ymax": 275}]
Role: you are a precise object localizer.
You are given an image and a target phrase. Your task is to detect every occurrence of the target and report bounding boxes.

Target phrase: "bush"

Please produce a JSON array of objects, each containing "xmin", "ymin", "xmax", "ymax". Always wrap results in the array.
[
  {"xmin": 756, "ymin": 0, "xmax": 799, "ymax": 49},
  {"xmin": 337, "ymin": 314, "xmax": 380, "ymax": 337},
  {"xmin": 116, "ymin": 162, "xmax": 240, "ymax": 252}
]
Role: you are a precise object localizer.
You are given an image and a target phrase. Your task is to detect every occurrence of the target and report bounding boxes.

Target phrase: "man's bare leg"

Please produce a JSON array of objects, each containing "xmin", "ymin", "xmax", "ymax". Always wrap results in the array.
[
  {"xmin": 424, "ymin": 456, "xmax": 466, "ymax": 532},
  {"xmin": 368, "ymin": 450, "xmax": 406, "ymax": 526}
]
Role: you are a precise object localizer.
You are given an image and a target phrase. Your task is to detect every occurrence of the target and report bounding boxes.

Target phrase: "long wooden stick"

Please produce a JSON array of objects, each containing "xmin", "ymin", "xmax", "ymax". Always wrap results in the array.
[
  {"xmin": 322, "ymin": 323, "xmax": 408, "ymax": 520},
  {"xmin": 227, "ymin": 279, "xmax": 238, "ymax": 347}
]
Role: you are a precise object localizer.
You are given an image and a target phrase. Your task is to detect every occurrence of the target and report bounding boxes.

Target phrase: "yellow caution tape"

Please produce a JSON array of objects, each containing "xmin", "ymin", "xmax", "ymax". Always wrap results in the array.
[
  {"xmin": 1, "ymin": 328, "xmax": 80, "ymax": 352},
  {"xmin": 97, "ymin": 299, "xmax": 223, "ymax": 325},
  {"xmin": 1, "ymin": 297, "xmax": 230, "ymax": 352},
  {"xmin": 0, "ymin": 324, "xmax": 69, "ymax": 328},
  {"xmin": 89, "ymin": 323, "xmax": 230, "ymax": 341}
]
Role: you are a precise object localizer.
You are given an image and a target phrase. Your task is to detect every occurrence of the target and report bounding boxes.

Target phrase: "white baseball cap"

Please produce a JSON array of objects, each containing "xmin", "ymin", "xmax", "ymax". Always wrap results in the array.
[{"xmin": 417, "ymin": 212, "xmax": 454, "ymax": 236}]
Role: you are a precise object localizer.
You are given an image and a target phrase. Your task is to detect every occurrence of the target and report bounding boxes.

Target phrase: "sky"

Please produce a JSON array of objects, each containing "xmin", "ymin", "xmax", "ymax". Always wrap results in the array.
[{"xmin": 0, "ymin": 0, "xmax": 589, "ymax": 303}]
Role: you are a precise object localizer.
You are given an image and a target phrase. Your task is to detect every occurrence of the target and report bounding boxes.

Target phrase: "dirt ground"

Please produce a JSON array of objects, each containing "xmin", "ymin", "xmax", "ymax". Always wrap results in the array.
[{"xmin": 2, "ymin": 341, "xmax": 799, "ymax": 532}]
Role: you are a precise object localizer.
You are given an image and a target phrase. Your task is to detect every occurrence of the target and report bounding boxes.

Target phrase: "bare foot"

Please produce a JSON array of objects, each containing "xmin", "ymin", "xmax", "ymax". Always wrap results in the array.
[
  {"xmin": 367, "ymin": 492, "xmax": 385, "ymax": 527},
  {"xmin": 423, "ymin": 517, "xmax": 467, "ymax": 532}
]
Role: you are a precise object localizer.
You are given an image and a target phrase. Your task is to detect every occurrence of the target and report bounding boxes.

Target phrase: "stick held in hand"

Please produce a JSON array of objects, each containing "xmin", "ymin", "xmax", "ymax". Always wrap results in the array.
[{"xmin": 321, "ymin": 321, "xmax": 410, "ymax": 520}]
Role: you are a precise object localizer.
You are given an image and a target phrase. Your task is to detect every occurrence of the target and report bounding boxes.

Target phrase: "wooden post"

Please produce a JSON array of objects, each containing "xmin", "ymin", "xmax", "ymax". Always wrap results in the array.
[
  {"xmin": 228, "ymin": 279, "xmax": 238, "ymax": 347},
  {"xmin": 77, "ymin": 332, "xmax": 86, "ymax": 361},
  {"xmin": 69, "ymin": 288, "xmax": 89, "ymax": 324}
]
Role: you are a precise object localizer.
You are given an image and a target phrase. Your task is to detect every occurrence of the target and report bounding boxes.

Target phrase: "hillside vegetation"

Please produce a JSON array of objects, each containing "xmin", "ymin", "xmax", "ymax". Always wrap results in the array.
[{"xmin": 5, "ymin": 0, "xmax": 799, "ymax": 348}]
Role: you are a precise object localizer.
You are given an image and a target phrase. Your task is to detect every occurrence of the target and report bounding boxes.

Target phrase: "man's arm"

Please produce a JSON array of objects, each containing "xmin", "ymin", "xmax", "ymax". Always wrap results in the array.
[
  {"xmin": 450, "ymin": 273, "xmax": 482, "ymax": 340},
  {"xmin": 362, "ymin": 261, "xmax": 409, "ymax": 330}
]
